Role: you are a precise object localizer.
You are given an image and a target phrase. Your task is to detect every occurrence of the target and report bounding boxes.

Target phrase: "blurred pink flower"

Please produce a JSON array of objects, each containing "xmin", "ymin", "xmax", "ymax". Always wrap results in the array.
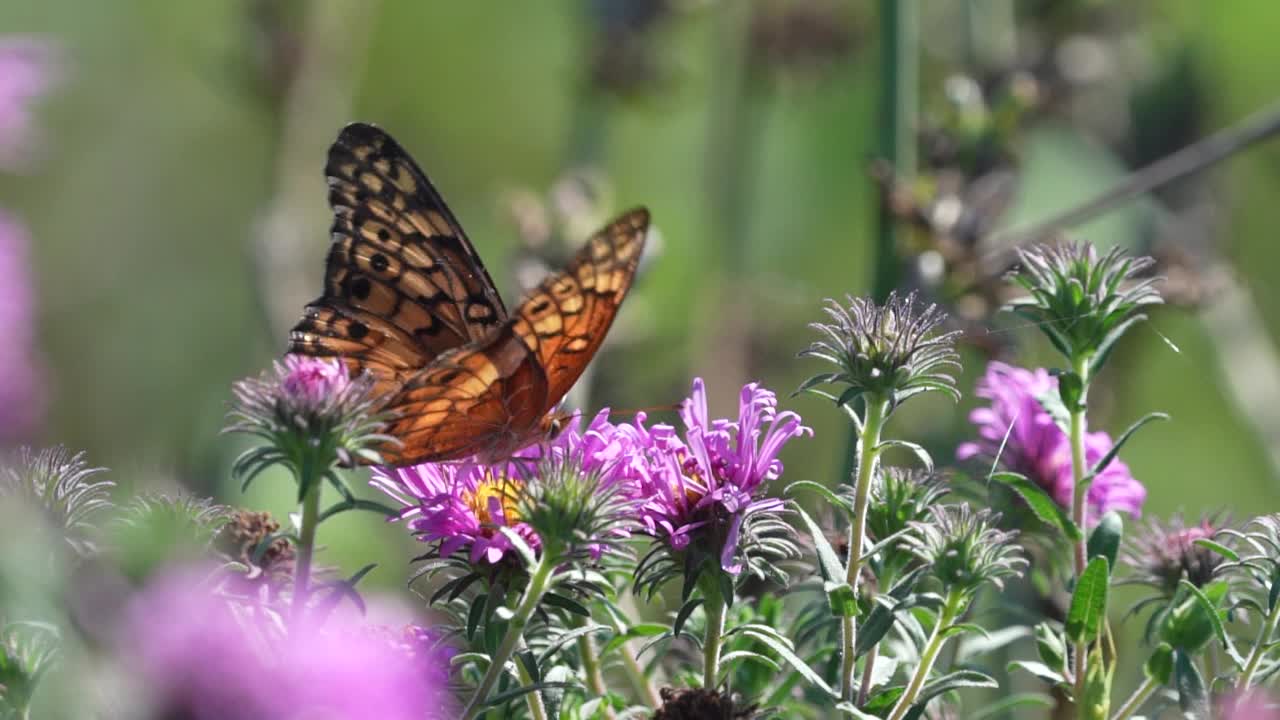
[
  {"xmin": 958, "ymin": 362, "xmax": 1145, "ymax": 522},
  {"xmin": 0, "ymin": 36, "xmax": 58, "ymax": 171},
  {"xmin": 124, "ymin": 568, "xmax": 455, "ymax": 720},
  {"xmin": 1220, "ymin": 689, "xmax": 1280, "ymax": 719},
  {"xmin": 0, "ymin": 210, "xmax": 44, "ymax": 443}
]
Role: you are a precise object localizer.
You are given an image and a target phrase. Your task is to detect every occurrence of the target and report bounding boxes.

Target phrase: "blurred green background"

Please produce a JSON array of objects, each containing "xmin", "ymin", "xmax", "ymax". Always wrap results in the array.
[{"xmin": 3, "ymin": 0, "xmax": 1280, "ymax": 650}]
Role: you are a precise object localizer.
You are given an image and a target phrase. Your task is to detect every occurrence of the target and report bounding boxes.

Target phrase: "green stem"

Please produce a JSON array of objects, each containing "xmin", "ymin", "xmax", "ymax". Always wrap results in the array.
[
  {"xmin": 872, "ymin": 0, "xmax": 918, "ymax": 300},
  {"xmin": 886, "ymin": 589, "xmax": 966, "ymax": 720},
  {"xmin": 1069, "ymin": 355, "xmax": 1092, "ymax": 712},
  {"xmin": 1237, "ymin": 595, "xmax": 1280, "ymax": 691},
  {"xmin": 603, "ymin": 607, "xmax": 662, "ymax": 708},
  {"xmin": 292, "ymin": 461, "xmax": 322, "ymax": 618},
  {"xmin": 841, "ymin": 397, "xmax": 890, "ymax": 702},
  {"xmin": 1110, "ymin": 676, "xmax": 1158, "ymax": 720},
  {"xmin": 462, "ymin": 555, "xmax": 556, "ymax": 720},
  {"xmin": 577, "ymin": 620, "xmax": 617, "ymax": 720},
  {"xmin": 515, "ymin": 639, "xmax": 549, "ymax": 720},
  {"xmin": 703, "ymin": 580, "xmax": 728, "ymax": 690}
]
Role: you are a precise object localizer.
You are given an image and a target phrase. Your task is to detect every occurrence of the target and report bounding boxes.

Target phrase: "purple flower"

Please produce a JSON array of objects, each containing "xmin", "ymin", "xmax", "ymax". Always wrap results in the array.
[
  {"xmin": 0, "ymin": 36, "xmax": 58, "ymax": 172},
  {"xmin": 633, "ymin": 378, "xmax": 810, "ymax": 574},
  {"xmin": 372, "ymin": 408, "xmax": 643, "ymax": 565},
  {"xmin": 122, "ymin": 568, "xmax": 455, "ymax": 720},
  {"xmin": 280, "ymin": 354, "xmax": 352, "ymax": 410},
  {"xmin": 958, "ymin": 362, "xmax": 1145, "ymax": 522},
  {"xmin": 0, "ymin": 210, "xmax": 44, "ymax": 443}
]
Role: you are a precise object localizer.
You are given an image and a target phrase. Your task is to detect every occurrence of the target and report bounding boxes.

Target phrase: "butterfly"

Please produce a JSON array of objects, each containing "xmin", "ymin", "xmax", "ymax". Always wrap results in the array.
[{"xmin": 288, "ymin": 123, "xmax": 649, "ymax": 466}]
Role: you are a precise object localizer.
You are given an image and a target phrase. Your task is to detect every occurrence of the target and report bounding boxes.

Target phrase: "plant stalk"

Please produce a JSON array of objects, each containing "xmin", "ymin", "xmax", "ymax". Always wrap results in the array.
[
  {"xmin": 841, "ymin": 397, "xmax": 890, "ymax": 702},
  {"xmin": 703, "ymin": 579, "xmax": 728, "ymax": 690},
  {"xmin": 886, "ymin": 589, "xmax": 966, "ymax": 720},
  {"xmin": 292, "ymin": 461, "xmax": 322, "ymax": 619},
  {"xmin": 1110, "ymin": 676, "xmax": 1158, "ymax": 720},
  {"xmin": 1068, "ymin": 355, "xmax": 1092, "ymax": 713},
  {"xmin": 577, "ymin": 621, "xmax": 617, "ymax": 720},
  {"xmin": 462, "ymin": 555, "xmax": 556, "ymax": 720},
  {"xmin": 1237, "ymin": 594, "xmax": 1280, "ymax": 690},
  {"xmin": 603, "ymin": 607, "xmax": 663, "ymax": 708},
  {"xmin": 515, "ymin": 639, "xmax": 549, "ymax": 720}
]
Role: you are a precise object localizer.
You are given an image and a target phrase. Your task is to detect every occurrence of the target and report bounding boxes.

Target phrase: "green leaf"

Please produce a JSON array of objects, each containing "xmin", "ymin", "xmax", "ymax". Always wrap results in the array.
[
  {"xmin": 737, "ymin": 627, "xmax": 836, "ymax": 698},
  {"xmin": 466, "ymin": 593, "xmax": 488, "ymax": 641},
  {"xmin": 1035, "ymin": 386, "xmax": 1072, "ymax": 434},
  {"xmin": 541, "ymin": 592, "xmax": 590, "ymax": 617},
  {"xmin": 914, "ymin": 669, "xmax": 998, "ymax": 708},
  {"xmin": 794, "ymin": 505, "xmax": 846, "ymax": 581},
  {"xmin": 538, "ymin": 624, "xmax": 610, "ymax": 668},
  {"xmin": 785, "ymin": 480, "xmax": 854, "ymax": 516},
  {"xmin": 940, "ymin": 623, "xmax": 990, "ymax": 641},
  {"xmin": 990, "ymin": 472, "xmax": 1082, "ymax": 541},
  {"xmin": 672, "ymin": 598, "xmax": 702, "ymax": 640},
  {"xmin": 483, "ymin": 681, "xmax": 579, "ymax": 708},
  {"xmin": 1090, "ymin": 315, "xmax": 1148, "ymax": 377},
  {"xmin": 1193, "ymin": 538, "xmax": 1239, "ymax": 562},
  {"xmin": 719, "ymin": 650, "xmax": 782, "ymax": 672},
  {"xmin": 1086, "ymin": 413, "xmax": 1169, "ymax": 480},
  {"xmin": 1173, "ymin": 649, "xmax": 1206, "ymax": 714},
  {"xmin": 1057, "ymin": 371, "xmax": 1085, "ymax": 412},
  {"xmin": 1008, "ymin": 660, "xmax": 1067, "ymax": 686},
  {"xmin": 834, "ymin": 702, "xmax": 882, "ymax": 719},
  {"xmin": 826, "ymin": 581, "xmax": 858, "ymax": 618},
  {"xmin": 497, "ymin": 526, "xmax": 538, "ymax": 569},
  {"xmin": 1144, "ymin": 643, "xmax": 1174, "ymax": 684},
  {"xmin": 1086, "ymin": 511, "xmax": 1123, "ymax": 568},
  {"xmin": 317, "ymin": 497, "xmax": 399, "ymax": 522},
  {"xmin": 1178, "ymin": 580, "xmax": 1244, "ymax": 668},
  {"xmin": 1033, "ymin": 623, "xmax": 1067, "ymax": 674},
  {"xmin": 875, "ymin": 439, "xmax": 934, "ymax": 471},
  {"xmin": 599, "ymin": 623, "xmax": 667, "ymax": 656},
  {"xmin": 969, "ymin": 693, "xmax": 1055, "ymax": 720},
  {"xmin": 1066, "ymin": 557, "xmax": 1110, "ymax": 642}
]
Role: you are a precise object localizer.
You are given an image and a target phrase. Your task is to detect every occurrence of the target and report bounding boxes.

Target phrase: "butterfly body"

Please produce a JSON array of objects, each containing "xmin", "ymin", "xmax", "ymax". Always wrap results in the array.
[{"xmin": 288, "ymin": 123, "xmax": 649, "ymax": 466}]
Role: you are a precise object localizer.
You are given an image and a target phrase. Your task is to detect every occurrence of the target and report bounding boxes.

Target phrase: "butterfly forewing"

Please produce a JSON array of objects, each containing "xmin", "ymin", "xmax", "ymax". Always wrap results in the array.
[
  {"xmin": 379, "ymin": 208, "xmax": 650, "ymax": 465},
  {"xmin": 289, "ymin": 123, "xmax": 507, "ymax": 393}
]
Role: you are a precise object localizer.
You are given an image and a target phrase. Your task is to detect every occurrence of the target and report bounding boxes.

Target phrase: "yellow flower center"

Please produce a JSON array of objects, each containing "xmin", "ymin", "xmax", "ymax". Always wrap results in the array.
[{"xmin": 463, "ymin": 473, "xmax": 522, "ymax": 527}]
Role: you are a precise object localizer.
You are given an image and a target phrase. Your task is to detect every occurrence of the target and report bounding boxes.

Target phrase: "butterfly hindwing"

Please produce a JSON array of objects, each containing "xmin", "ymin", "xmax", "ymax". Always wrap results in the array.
[
  {"xmin": 288, "ymin": 122, "xmax": 507, "ymax": 388},
  {"xmin": 510, "ymin": 207, "xmax": 649, "ymax": 402},
  {"xmin": 380, "ymin": 208, "xmax": 650, "ymax": 464},
  {"xmin": 380, "ymin": 332, "xmax": 551, "ymax": 463}
]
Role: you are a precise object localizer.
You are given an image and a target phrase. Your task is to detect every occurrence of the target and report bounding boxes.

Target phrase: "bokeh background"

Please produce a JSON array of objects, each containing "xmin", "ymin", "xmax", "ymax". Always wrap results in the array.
[{"xmin": 3, "ymin": 0, "xmax": 1280, "ymax": 713}]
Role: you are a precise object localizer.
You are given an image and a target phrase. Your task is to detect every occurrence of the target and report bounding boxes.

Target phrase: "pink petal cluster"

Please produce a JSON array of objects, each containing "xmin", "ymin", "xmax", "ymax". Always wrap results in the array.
[
  {"xmin": 372, "ymin": 408, "xmax": 644, "ymax": 565},
  {"xmin": 1220, "ymin": 689, "xmax": 1280, "ymax": 719},
  {"xmin": 0, "ymin": 36, "xmax": 57, "ymax": 171},
  {"xmin": 630, "ymin": 378, "xmax": 811, "ymax": 574},
  {"xmin": 957, "ymin": 362, "xmax": 1145, "ymax": 522},
  {"xmin": 280, "ymin": 354, "xmax": 352, "ymax": 410},
  {"xmin": 0, "ymin": 209, "xmax": 44, "ymax": 443},
  {"xmin": 123, "ymin": 569, "xmax": 455, "ymax": 719},
  {"xmin": 0, "ymin": 36, "xmax": 56, "ymax": 443}
]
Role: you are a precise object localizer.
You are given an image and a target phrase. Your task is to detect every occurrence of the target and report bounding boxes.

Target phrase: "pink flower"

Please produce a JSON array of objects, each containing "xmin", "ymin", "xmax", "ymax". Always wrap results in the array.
[
  {"xmin": 632, "ymin": 378, "xmax": 810, "ymax": 574},
  {"xmin": 122, "ymin": 568, "xmax": 455, "ymax": 719},
  {"xmin": 372, "ymin": 408, "xmax": 643, "ymax": 565},
  {"xmin": 0, "ymin": 210, "xmax": 44, "ymax": 442},
  {"xmin": 958, "ymin": 362, "xmax": 1145, "ymax": 521},
  {"xmin": 1220, "ymin": 689, "xmax": 1280, "ymax": 719},
  {"xmin": 280, "ymin": 354, "xmax": 352, "ymax": 409},
  {"xmin": 0, "ymin": 36, "xmax": 58, "ymax": 172}
]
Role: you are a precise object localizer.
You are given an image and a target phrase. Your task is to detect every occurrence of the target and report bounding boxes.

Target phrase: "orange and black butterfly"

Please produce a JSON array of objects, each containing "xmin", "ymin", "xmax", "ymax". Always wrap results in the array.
[{"xmin": 288, "ymin": 123, "xmax": 649, "ymax": 466}]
